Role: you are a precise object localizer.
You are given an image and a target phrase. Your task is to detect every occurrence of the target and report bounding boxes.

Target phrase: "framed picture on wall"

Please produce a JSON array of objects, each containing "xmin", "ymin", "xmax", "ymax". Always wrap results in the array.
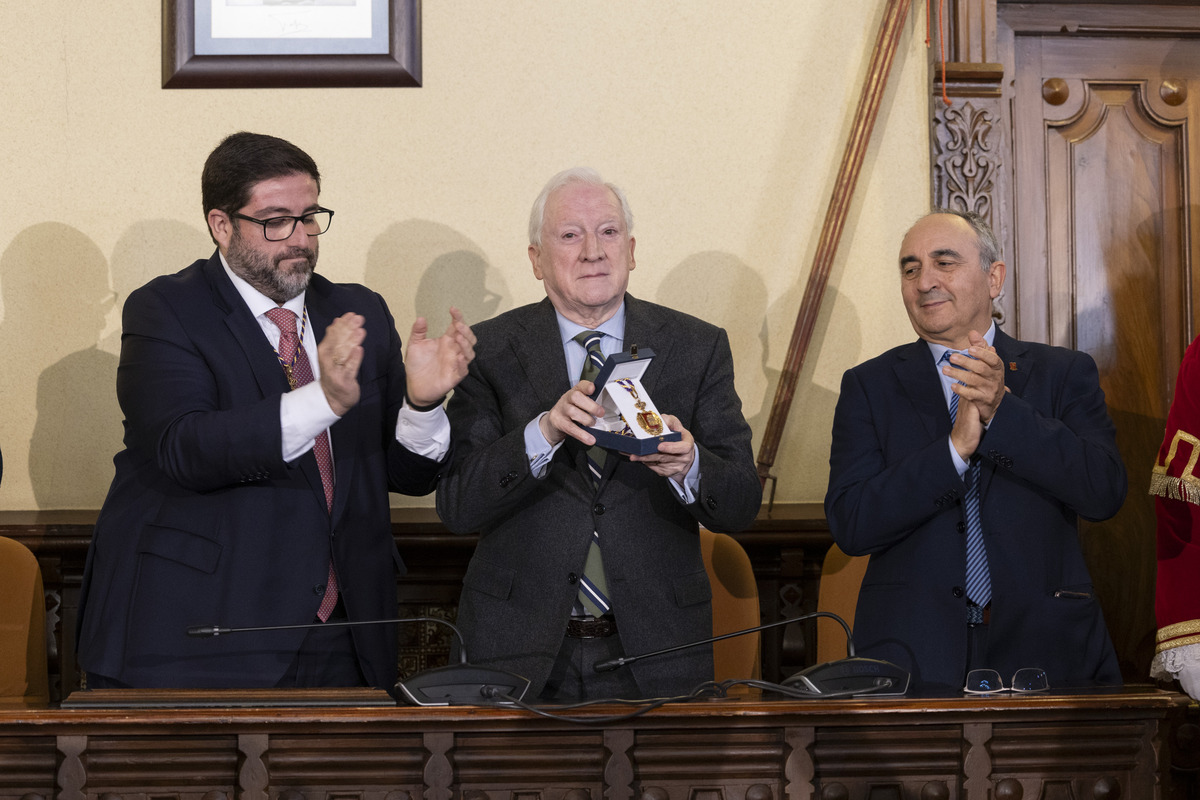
[{"xmin": 163, "ymin": 0, "xmax": 421, "ymax": 88}]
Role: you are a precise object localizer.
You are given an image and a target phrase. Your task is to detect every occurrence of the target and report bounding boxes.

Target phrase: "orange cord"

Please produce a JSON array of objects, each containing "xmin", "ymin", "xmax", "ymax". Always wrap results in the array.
[
  {"xmin": 939, "ymin": 0, "xmax": 950, "ymax": 105},
  {"xmin": 925, "ymin": 0, "xmax": 951, "ymax": 106}
]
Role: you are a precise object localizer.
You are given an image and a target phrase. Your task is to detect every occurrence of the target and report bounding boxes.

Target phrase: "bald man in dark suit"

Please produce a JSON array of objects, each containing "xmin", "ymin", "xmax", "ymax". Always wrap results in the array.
[{"xmin": 826, "ymin": 210, "xmax": 1124, "ymax": 691}]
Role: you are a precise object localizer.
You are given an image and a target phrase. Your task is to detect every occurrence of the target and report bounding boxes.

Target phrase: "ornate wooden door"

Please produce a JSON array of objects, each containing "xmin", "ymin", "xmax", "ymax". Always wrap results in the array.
[{"xmin": 999, "ymin": 3, "xmax": 1200, "ymax": 680}]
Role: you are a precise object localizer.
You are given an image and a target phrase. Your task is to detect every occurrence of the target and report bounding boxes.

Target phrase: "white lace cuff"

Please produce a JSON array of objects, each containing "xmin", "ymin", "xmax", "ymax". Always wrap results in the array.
[{"xmin": 1150, "ymin": 641, "xmax": 1200, "ymax": 680}]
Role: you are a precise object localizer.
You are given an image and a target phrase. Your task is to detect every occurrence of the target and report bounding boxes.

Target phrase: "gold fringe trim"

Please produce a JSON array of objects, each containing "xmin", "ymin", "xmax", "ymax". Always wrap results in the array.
[
  {"xmin": 1150, "ymin": 430, "xmax": 1200, "ymax": 506},
  {"xmin": 1149, "ymin": 473, "xmax": 1200, "ymax": 506}
]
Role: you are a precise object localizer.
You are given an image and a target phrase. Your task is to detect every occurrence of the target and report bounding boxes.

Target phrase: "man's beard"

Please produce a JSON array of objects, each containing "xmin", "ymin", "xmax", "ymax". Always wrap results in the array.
[{"xmin": 227, "ymin": 227, "xmax": 317, "ymax": 304}]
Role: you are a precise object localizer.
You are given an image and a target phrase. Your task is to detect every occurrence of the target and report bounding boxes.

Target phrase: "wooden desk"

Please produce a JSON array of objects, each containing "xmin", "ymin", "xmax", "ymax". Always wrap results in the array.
[
  {"xmin": 0, "ymin": 504, "xmax": 835, "ymax": 700},
  {"xmin": 0, "ymin": 687, "xmax": 1190, "ymax": 800}
]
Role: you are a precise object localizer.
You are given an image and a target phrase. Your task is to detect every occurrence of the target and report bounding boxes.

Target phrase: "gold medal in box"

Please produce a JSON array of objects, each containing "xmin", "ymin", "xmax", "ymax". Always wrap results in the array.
[{"xmin": 584, "ymin": 345, "xmax": 682, "ymax": 455}]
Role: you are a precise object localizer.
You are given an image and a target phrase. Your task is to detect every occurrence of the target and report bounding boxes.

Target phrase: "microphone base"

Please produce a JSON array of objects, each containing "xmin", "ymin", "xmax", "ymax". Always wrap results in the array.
[
  {"xmin": 783, "ymin": 657, "xmax": 911, "ymax": 696},
  {"xmin": 392, "ymin": 664, "xmax": 532, "ymax": 707}
]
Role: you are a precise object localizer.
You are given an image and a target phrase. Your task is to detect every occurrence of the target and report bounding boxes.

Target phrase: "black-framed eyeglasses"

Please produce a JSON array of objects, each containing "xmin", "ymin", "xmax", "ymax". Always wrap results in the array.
[
  {"xmin": 964, "ymin": 667, "xmax": 1049, "ymax": 694},
  {"xmin": 231, "ymin": 208, "xmax": 334, "ymax": 241}
]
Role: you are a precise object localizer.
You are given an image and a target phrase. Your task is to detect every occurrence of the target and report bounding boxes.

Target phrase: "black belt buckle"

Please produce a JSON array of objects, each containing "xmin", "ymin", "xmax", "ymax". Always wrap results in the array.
[{"xmin": 566, "ymin": 615, "xmax": 618, "ymax": 638}]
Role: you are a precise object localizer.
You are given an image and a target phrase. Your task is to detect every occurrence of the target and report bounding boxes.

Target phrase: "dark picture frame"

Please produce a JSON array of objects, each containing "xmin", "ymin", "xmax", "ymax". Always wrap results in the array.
[{"xmin": 163, "ymin": 0, "xmax": 421, "ymax": 89}]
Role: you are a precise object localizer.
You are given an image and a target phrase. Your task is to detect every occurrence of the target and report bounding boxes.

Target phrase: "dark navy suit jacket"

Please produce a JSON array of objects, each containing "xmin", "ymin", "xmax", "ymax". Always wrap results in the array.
[
  {"xmin": 825, "ymin": 329, "xmax": 1125, "ymax": 689},
  {"xmin": 77, "ymin": 251, "xmax": 441, "ymax": 688}
]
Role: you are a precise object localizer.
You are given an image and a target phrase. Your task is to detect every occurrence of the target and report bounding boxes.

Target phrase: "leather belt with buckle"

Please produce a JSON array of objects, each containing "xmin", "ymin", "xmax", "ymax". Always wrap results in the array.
[{"xmin": 566, "ymin": 615, "xmax": 618, "ymax": 638}]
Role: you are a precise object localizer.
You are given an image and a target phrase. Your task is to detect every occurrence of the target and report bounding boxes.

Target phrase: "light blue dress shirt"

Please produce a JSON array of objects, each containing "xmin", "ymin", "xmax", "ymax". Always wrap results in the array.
[{"xmin": 925, "ymin": 321, "xmax": 997, "ymax": 477}]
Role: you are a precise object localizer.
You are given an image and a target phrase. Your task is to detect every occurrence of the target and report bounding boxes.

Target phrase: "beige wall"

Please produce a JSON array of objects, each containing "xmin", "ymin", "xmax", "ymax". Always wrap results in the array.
[{"xmin": 0, "ymin": 1, "xmax": 929, "ymax": 511}]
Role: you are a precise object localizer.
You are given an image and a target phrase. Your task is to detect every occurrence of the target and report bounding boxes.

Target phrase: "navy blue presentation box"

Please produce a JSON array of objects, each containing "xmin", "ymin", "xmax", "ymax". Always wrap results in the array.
[{"xmin": 584, "ymin": 347, "xmax": 682, "ymax": 455}]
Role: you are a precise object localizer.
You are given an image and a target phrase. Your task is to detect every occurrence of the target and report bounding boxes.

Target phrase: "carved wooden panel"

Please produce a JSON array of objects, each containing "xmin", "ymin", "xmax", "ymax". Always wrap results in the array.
[
  {"xmin": 1001, "ymin": 4, "xmax": 1200, "ymax": 684},
  {"xmin": 0, "ymin": 690, "xmax": 1187, "ymax": 800},
  {"xmin": 933, "ymin": 99, "xmax": 1003, "ymax": 223},
  {"xmin": 264, "ymin": 731, "xmax": 426, "ymax": 797},
  {"xmin": 77, "ymin": 733, "xmax": 239, "ymax": 797}
]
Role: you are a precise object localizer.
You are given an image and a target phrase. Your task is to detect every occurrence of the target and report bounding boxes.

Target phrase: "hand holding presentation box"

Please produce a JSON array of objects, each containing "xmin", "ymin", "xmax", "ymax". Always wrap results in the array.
[{"xmin": 585, "ymin": 346, "xmax": 682, "ymax": 455}]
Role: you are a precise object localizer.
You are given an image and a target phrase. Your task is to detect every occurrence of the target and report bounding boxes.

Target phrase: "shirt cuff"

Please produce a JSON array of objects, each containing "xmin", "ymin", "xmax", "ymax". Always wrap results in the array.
[
  {"xmin": 525, "ymin": 413, "xmax": 563, "ymax": 478},
  {"xmin": 948, "ymin": 437, "xmax": 970, "ymax": 477},
  {"xmin": 668, "ymin": 444, "xmax": 701, "ymax": 502},
  {"xmin": 396, "ymin": 400, "xmax": 451, "ymax": 460},
  {"xmin": 280, "ymin": 382, "xmax": 341, "ymax": 462}
]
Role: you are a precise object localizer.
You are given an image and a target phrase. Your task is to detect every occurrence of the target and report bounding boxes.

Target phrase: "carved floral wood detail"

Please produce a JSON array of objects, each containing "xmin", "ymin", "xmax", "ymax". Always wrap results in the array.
[{"xmin": 933, "ymin": 100, "xmax": 1001, "ymax": 223}]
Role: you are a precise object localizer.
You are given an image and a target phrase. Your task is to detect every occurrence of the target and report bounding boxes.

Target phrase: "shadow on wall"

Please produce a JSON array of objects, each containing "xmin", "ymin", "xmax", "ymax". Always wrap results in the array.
[
  {"xmin": 3, "ymin": 220, "xmax": 212, "ymax": 509},
  {"xmin": 658, "ymin": 251, "xmax": 774, "ymax": 437},
  {"xmin": 364, "ymin": 220, "xmax": 508, "ymax": 338},
  {"xmin": 0, "ymin": 223, "xmax": 119, "ymax": 509},
  {"xmin": 655, "ymin": 250, "xmax": 850, "ymax": 492},
  {"xmin": 103, "ymin": 220, "xmax": 214, "ymax": 354}
]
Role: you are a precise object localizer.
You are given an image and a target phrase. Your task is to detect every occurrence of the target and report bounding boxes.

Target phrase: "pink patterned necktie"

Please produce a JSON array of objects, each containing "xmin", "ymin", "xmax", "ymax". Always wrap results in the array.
[{"xmin": 264, "ymin": 307, "xmax": 339, "ymax": 622}]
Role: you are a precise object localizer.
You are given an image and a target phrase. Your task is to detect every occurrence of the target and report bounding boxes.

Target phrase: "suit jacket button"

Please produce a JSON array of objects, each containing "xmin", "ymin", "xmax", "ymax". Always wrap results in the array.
[
  {"xmin": 706, "ymin": 495, "xmax": 718, "ymax": 510},
  {"xmin": 957, "ymin": 522, "xmax": 966, "ymax": 533},
  {"xmin": 567, "ymin": 572, "xmax": 579, "ymax": 585},
  {"xmin": 952, "ymin": 586, "xmax": 965, "ymax": 598},
  {"xmin": 593, "ymin": 503, "xmax": 605, "ymax": 515},
  {"xmin": 313, "ymin": 584, "xmax": 326, "ymax": 595}
]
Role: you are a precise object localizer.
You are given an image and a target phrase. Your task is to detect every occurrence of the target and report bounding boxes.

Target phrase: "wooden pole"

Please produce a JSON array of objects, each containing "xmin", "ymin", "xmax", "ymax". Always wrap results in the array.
[{"xmin": 756, "ymin": 0, "xmax": 916, "ymax": 496}]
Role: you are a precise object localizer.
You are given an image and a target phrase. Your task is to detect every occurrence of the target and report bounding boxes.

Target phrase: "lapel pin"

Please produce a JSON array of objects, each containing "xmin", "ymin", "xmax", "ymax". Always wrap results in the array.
[{"xmin": 1009, "ymin": 361, "xmax": 1018, "ymax": 372}]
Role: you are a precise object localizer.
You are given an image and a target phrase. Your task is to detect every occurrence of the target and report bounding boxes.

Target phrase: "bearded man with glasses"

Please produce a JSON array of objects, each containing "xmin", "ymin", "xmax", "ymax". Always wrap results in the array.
[{"xmin": 77, "ymin": 132, "xmax": 476, "ymax": 690}]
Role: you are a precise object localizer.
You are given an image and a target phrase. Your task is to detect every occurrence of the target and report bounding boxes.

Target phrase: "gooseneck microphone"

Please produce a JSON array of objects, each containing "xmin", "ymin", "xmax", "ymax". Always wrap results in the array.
[
  {"xmin": 187, "ymin": 616, "xmax": 531, "ymax": 706},
  {"xmin": 593, "ymin": 610, "xmax": 853, "ymax": 672},
  {"xmin": 594, "ymin": 610, "xmax": 910, "ymax": 696},
  {"xmin": 187, "ymin": 618, "xmax": 432, "ymax": 638}
]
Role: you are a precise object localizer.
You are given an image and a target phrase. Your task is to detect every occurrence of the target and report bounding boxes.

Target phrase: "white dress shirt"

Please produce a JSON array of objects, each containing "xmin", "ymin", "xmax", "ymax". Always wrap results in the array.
[{"xmin": 220, "ymin": 254, "xmax": 450, "ymax": 463}]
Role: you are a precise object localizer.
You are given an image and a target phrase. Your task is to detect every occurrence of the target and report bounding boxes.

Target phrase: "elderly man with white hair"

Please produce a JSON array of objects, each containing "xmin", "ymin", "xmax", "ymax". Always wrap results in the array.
[{"xmin": 436, "ymin": 167, "xmax": 762, "ymax": 702}]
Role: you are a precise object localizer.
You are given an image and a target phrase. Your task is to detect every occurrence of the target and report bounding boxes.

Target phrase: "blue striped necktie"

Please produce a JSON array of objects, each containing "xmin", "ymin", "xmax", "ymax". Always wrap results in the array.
[
  {"xmin": 943, "ymin": 351, "xmax": 992, "ymax": 614},
  {"xmin": 573, "ymin": 330, "xmax": 611, "ymax": 617}
]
